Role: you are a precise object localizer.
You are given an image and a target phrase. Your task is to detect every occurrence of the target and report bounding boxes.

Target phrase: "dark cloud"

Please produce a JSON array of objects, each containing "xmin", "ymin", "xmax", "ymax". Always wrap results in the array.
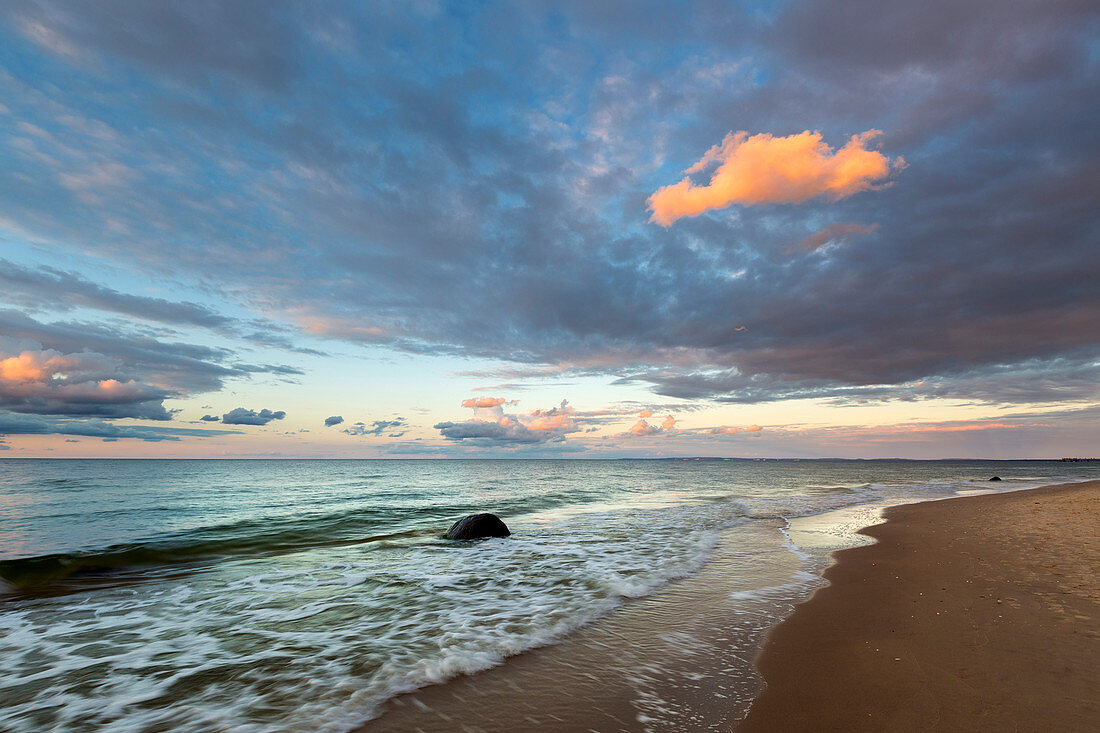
[
  {"xmin": 199, "ymin": 414, "xmax": 220, "ymax": 422},
  {"xmin": 0, "ymin": 310, "xmax": 242, "ymax": 394},
  {"xmin": 434, "ymin": 399, "xmax": 582, "ymax": 446},
  {"xmin": 0, "ymin": 258, "xmax": 231, "ymax": 328},
  {"xmin": 324, "ymin": 415, "xmax": 344, "ymax": 427},
  {"xmin": 342, "ymin": 417, "xmax": 407, "ymax": 437},
  {"xmin": 0, "ymin": 341, "xmax": 173, "ymax": 420},
  {"xmin": 434, "ymin": 419, "xmax": 557, "ymax": 445},
  {"xmin": 4, "ymin": 0, "xmax": 301, "ymax": 90},
  {"xmin": 221, "ymin": 407, "xmax": 286, "ymax": 425},
  {"xmin": 0, "ymin": 312, "xmax": 302, "ymax": 422},
  {"xmin": 0, "ymin": 259, "xmax": 324, "ymax": 355},
  {"xmin": 0, "ymin": 412, "xmax": 240, "ymax": 441}
]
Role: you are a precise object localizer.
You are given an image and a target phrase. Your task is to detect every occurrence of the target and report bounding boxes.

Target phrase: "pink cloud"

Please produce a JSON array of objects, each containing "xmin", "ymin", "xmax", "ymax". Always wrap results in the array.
[
  {"xmin": 627, "ymin": 415, "xmax": 678, "ymax": 437},
  {"xmin": 707, "ymin": 424, "xmax": 762, "ymax": 435},
  {"xmin": 525, "ymin": 401, "xmax": 576, "ymax": 432},
  {"xmin": 437, "ymin": 398, "xmax": 580, "ymax": 444},
  {"xmin": 648, "ymin": 130, "xmax": 905, "ymax": 226},
  {"xmin": 0, "ymin": 348, "xmax": 169, "ymax": 419},
  {"xmin": 462, "ymin": 397, "xmax": 507, "ymax": 408}
]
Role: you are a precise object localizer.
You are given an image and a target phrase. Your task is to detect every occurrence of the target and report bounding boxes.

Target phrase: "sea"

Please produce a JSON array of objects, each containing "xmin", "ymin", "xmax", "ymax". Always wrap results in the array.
[{"xmin": 0, "ymin": 459, "xmax": 1096, "ymax": 732}]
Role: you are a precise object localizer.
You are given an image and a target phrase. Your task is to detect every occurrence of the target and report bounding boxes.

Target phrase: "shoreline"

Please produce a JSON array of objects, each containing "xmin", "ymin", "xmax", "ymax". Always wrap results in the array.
[
  {"xmin": 355, "ymin": 517, "xmax": 805, "ymax": 731},
  {"xmin": 740, "ymin": 480, "xmax": 1100, "ymax": 731},
  {"xmin": 350, "ymin": 479, "xmax": 1098, "ymax": 731}
]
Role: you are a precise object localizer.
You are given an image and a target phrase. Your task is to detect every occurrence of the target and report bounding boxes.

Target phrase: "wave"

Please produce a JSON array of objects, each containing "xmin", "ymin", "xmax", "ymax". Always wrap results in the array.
[
  {"xmin": 0, "ymin": 508, "xmax": 445, "ymax": 596},
  {"xmin": 0, "ymin": 483, "xmax": 665, "ymax": 596}
]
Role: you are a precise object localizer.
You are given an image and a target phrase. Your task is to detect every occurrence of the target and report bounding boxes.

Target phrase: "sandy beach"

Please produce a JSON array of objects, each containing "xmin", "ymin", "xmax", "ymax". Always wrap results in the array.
[{"xmin": 741, "ymin": 480, "xmax": 1100, "ymax": 732}]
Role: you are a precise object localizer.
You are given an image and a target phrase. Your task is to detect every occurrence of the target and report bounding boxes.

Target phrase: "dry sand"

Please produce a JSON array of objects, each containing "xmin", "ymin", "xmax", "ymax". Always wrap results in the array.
[{"xmin": 740, "ymin": 480, "xmax": 1100, "ymax": 732}]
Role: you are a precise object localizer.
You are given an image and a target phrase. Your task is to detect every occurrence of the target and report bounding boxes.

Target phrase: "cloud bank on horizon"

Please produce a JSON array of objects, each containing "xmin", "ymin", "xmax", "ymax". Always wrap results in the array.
[{"xmin": 0, "ymin": 0, "xmax": 1096, "ymax": 456}]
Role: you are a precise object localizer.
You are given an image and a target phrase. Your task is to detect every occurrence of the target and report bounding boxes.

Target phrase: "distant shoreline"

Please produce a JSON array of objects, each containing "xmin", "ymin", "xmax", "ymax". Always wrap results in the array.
[{"xmin": 1, "ymin": 456, "xmax": 1094, "ymax": 461}]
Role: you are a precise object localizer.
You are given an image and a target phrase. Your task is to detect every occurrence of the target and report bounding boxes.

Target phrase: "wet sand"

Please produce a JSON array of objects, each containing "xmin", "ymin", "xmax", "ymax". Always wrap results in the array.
[
  {"xmin": 355, "ymin": 519, "xmax": 807, "ymax": 732},
  {"xmin": 741, "ymin": 481, "xmax": 1100, "ymax": 732}
]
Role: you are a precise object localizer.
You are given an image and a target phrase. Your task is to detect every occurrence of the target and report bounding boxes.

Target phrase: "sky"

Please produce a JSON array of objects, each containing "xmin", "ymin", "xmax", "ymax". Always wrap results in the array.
[{"xmin": 0, "ymin": 0, "xmax": 1097, "ymax": 459}]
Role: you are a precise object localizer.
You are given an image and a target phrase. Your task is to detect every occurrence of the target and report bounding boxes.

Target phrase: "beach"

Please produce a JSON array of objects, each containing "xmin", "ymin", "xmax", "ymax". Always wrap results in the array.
[{"xmin": 741, "ymin": 480, "xmax": 1100, "ymax": 732}]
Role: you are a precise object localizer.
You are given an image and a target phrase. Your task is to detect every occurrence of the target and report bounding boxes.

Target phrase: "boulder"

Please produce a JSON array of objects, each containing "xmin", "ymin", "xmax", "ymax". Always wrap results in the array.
[
  {"xmin": 989, "ymin": 476, "xmax": 1002, "ymax": 481},
  {"xmin": 445, "ymin": 513, "xmax": 511, "ymax": 540}
]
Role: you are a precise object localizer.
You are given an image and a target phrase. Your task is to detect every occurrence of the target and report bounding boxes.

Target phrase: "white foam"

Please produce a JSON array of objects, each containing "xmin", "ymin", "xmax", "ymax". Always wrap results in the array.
[{"xmin": 0, "ymin": 502, "xmax": 746, "ymax": 732}]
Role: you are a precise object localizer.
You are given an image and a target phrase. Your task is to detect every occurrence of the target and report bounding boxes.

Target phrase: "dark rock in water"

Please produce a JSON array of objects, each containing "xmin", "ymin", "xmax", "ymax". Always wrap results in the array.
[
  {"xmin": 445, "ymin": 513, "xmax": 510, "ymax": 540},
  {"xmin": 989, "ymin": 476, "xmax": 1002, "ymax": 481}
]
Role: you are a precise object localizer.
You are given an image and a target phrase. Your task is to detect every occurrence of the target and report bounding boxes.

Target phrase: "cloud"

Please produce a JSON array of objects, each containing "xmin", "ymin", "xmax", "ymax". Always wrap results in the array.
[
  {"xmin": 436, "ymin": 399, "xmax": 580, "ymax": 445},
  {"xmin": 342, "ymin": 417, "xmax": 408, "ymax": 437},
  {"xmin": 221, "ymin": 407, "xmax": 286, "ymax": 425},
  {"xmin": 0, "ymin": 346, "xmax": 172, "ymax": 420},
  {"xmin": 0, "ymin": 310, "xmax": 301, "ymax": 395},
  {"xmin": 0, "ymin": 258, "xmax": 232, "ymax": 328},
  {"xmin": 648, "ymin": 130, "xmax": 905, "ymax": 225},
  {"xmin": 199, "ymin": 414, "xmax": 220, "ymax": 422},
  {"xmin": 0, "ymin": 411, "xmax": 240, "ymax": 441},
  {"xmin": 626, "ymin": 356, "xmax": 1100, "ymax": 407},
  {"xmin": 434, "ymin": 420, "xmax": 548, "ymax": 444},
  {"xmin": 324, "ymin": 415, "xmax": 344, "ymax": 427},
  {"xmin": 0, "ymin": 260, "xmax": 324, "ymax": 356},
  {"xmin": 638, "ymin": 409, "xmax": 653, "ymax": 418},
  {"xmin": 0, "ymin": 311, "xmax": 303, "ymax": 423},
  {"xmin": 794, "ymin": 222, "xmax": 879, "ymax": 254},
  {"xmin": 523, "ymin": 401, "xmax": 578, "ymax": 432},
  {"xmin": 627, "ymin": 415, "xmax": 677, "ymax": 436},
  {"xmin": 708, "ymin": 424, "xmax": 761, "ymax": 434},
  {"xmin": 461, "ymin": 397, "xmax": 508, "ymax": 408},
  {"xmin": 6, "ymin": 0, "xmax": 299, "ymax": 90}
]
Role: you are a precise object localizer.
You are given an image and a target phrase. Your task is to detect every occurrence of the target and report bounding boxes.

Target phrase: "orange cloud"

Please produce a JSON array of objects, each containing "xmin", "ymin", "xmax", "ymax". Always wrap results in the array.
[
  {"xmin": 627, "ymin": 415, "xmax": 678, "ymax": 436},
  {"xmin": 525, "ymin": 403, "xmax": 576, "ymax": 432},
  {"xmin": 0, "ymin": 351, "xmax": 79, "ymax": 382},
  {"xmin": 638, "ymin": 409, "xmax": 653, "ymax": 418},
  {"xmin": 902, "ymin": 422, "xmax": 1016, "ymax": 434},
  {"xmin": 0, "ymin": 348, "xmax": 168, "ymax": 419},
  {"xmin": 461, "ymin": 397, "xmax": 506, "ymax": 408},
  {"xmin": 708, "ymin": 424, "xmax": 762, "ymax": 435},
  {"xmin": 648, "ymin": 130, "xmax": 905, "ymax": 225}
]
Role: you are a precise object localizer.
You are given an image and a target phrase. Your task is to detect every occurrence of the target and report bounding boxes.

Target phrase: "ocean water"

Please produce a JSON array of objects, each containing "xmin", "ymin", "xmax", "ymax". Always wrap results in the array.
[{"xmin": 0, "ymin": 459, "xmax": 1095, "ymax": 732}]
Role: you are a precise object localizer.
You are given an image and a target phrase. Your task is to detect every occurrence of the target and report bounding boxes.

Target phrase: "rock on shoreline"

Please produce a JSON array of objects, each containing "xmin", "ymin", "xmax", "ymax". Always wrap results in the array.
[{"xmin": 445, "ymin": 513, "xmax": 511, "ymax": 540}]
